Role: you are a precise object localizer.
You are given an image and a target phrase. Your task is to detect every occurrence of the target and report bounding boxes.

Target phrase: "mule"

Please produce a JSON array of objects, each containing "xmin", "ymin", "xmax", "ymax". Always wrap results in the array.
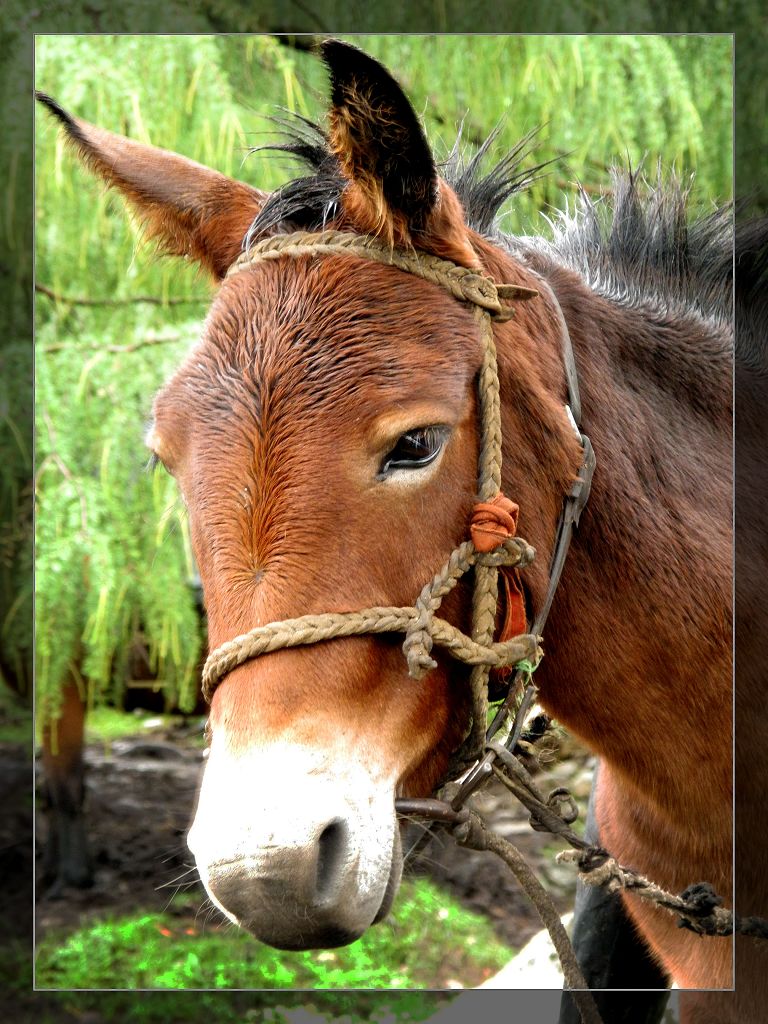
[{"xmin": 37, "ymin": 39, "xmax": 763, "ymax": 1021}]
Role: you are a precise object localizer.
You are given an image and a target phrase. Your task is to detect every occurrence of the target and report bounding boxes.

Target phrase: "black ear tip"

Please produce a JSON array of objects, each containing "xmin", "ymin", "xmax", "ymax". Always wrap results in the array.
[
  {"xmin": 35, "ymin": 90, "xmax": 77, "ymax": 131},
  {"xmin": 319, "ymin": 38, "xmax": 363, "ymax": 64},
  {"xmin": 319, "ymin": 38, "xmax": 395, "ymax": 89}
]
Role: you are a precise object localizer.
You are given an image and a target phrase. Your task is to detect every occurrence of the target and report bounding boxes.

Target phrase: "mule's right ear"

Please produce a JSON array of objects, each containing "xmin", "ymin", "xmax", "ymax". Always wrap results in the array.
[{"xmin": 36, "ymin": 91, "xmax": 267, "ymax": 280}]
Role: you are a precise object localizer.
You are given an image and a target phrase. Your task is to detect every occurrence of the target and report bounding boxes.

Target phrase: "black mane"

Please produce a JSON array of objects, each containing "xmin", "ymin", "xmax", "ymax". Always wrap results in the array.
[
  {"xmin": 243, "ymin": 114, "xmax": 343, "ymax": 247},
  {"xmin": 244, "ymin": 113, "xmax": 545, "ymax": 243},
  {"xmin": 246, "ymin": 114, "xmax": 764, "ymax": 351}
]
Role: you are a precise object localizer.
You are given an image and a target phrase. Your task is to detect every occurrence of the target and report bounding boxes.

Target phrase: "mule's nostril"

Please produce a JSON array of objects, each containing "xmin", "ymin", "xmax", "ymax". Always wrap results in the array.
[{"xmin": 315, "ymin": 818, "xmax": 348, "ymax": 903}]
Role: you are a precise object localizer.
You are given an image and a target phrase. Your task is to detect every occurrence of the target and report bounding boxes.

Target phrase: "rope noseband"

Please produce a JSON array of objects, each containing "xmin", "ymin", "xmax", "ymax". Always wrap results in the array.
[{"xmin": 203, "ymin": 229, "xmax": 586, "ymax": 777}]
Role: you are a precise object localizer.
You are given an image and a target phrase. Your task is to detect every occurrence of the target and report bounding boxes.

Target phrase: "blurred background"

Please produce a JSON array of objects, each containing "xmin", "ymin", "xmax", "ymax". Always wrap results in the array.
[{"xmin": 24, "ymin": 32, "xmax": 731, "ymax": 1012}]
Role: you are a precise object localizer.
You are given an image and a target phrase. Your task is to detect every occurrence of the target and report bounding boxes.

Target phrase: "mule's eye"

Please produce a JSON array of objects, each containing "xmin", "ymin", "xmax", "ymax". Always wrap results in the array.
[{"xmin": 380, "ymin": 426, "xmax": 448, "ymax": 475}]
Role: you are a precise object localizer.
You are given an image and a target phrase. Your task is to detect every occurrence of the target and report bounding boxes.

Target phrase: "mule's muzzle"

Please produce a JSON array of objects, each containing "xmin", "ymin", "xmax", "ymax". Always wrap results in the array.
[
  {"xmin": 188, "ymin": 745, "xmax": 403, "ymax": 950},
  {"xmin": 203, "ymin": 817, "xmax": 402, "ymax": 950}
]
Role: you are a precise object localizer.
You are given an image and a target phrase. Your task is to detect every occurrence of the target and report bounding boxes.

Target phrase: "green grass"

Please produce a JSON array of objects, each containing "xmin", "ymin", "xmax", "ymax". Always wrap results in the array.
[
  {"xmin": 84, "ymin": 705, "xmax": 161, "ymax": 743},
  {"xmin": 35, "ymin": 877, "xmax": 515, "ymax": 990},
  {"xmin": 83, "ymin": 705, "xmax": 205, "ymax": 746},
  {"xmin": 32, "ymin": 702, "xmax": 206, "ymax": 750},
  {"xmin": 8, "ymin": 920, "xmax": 454, "ymax": 1022}
]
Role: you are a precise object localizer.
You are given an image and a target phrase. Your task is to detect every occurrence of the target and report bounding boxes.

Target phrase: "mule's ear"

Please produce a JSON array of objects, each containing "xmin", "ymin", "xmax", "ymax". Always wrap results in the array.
[
  {"xmin": 320, "ymin": 41, "xmax": 477, "ymax": 265},
  {"xmin": 36, "ymin": 91, "xmax": 267, "ymax": 280},
  {"xmin": 320, "ymin": 39, "xmax": 439, "ymax": 242}
]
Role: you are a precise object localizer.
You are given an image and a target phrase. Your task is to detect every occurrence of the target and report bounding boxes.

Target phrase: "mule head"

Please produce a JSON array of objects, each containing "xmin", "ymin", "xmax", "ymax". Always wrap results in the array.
[{"xmin": 39, "ymin": 40, "xmax": 578, "ymax": 950}]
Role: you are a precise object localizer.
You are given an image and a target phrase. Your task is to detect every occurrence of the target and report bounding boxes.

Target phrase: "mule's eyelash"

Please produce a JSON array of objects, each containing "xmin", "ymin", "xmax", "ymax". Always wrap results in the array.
[
  {"xmin": 146, "ymin": 452, "xmax": 163, "ymax": 474},
  {"xmin": 379, "ymin": 425, "xmax": 449, "ymax": 476}
]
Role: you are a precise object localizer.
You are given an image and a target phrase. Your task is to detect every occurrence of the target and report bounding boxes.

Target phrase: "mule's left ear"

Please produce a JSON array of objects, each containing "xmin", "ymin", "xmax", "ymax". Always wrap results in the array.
[{"xmin": 321, "ymin": 40, "xmax": 475, "ymax": 264}]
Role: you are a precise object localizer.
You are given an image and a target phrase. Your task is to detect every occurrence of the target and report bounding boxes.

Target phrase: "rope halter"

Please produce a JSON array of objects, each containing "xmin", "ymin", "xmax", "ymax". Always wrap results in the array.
[{"xmin": 202, "ymin": 229, "xmax": 542, "ymax": 770}]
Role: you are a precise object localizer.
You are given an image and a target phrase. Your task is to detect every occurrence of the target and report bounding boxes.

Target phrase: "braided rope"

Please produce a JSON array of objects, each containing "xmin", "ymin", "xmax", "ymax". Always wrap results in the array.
[
  {"xmin": 226, "ymin": 229, "xmax": 537, "ymax": 314},
  {"xmin": 475, "ymin": 305, "xmax": 504, "ymax": 498},
  {"xmin": 203, "ymin": 536, "xmax": 538, "ymax": 701},
  {"xmin": 202, "ymin": 609, "xmax": 538, "ymax": 702},
  {"xmin": 402, "ymin": 543, "xmax": 475, "ymax": 679},
  {"xmin": 556, "ymin": 850, "xmax": 764, "ymax": 939},
  {"xmin": 204, "ymin": 230, "xmax": 541, "ymax": 714},
  {"xmin": 465, "ymin": 305, "xmax": 505, "ymax": 756}
]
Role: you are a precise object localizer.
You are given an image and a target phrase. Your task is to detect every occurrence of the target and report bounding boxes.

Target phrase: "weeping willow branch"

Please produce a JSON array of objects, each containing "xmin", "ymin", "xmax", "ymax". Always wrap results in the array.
[
  {"xmin": 36, "ymin": 412, "xmax": 88, "ymax": 537},
  {"xmin": 42, "ymin": 332, "xmax": 184, "ymax": 355},
  {"xmin": 35, "ymin": 282, "xmax": 209, "ymax": 308},
  {"xmin": 35, "ymin": 457, "xmax": 88, "ymax": 536}
]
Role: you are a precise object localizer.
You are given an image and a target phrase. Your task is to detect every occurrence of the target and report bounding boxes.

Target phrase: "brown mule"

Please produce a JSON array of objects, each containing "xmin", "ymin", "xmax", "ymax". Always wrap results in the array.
[{"xmin": 37, "ymin": 39, "xmax": 763, "ymax": 1021}]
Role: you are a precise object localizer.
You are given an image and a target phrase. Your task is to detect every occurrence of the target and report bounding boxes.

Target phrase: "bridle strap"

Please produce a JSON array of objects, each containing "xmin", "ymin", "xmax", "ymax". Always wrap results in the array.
[
  {"xmin": 449, "ymin": 275, "xmax": 595, "ymax": 800},
  {"xmin": 539, "ymin": 273, "xmax": 583, "ymax": 426},
  {"xmin": 225, "ymin": 230, "xmax": 539, "ymax": 312}
]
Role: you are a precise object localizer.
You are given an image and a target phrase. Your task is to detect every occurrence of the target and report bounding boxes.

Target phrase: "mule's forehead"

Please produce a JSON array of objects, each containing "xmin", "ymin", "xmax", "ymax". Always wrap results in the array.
[
  {"xmin": 155, "ymin": 254, "xmax": 484, "ymax": 435},
  {"xmin": 148, "ymin": 254, "xmax": 485, "ymax": 632}
]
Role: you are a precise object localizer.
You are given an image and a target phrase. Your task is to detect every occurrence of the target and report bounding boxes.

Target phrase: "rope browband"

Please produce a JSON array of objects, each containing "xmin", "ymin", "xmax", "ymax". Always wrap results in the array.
[{"xmin": 202, "ymin": 229, "xmax": 592, "ymax": 780}]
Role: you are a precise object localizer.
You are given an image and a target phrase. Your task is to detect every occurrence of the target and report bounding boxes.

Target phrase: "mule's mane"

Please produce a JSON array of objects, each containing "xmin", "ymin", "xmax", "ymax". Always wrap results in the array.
[
  {"xmin": 244, "ymin": 114, "xmax": 545, "ymax": 245},
  {"xmin": 520, "ymin": 169, "xmax": 734, "ymax": 326},
  {"xmin": 245, "ymin": 113, "xmax": 740, "ymax": 328}
]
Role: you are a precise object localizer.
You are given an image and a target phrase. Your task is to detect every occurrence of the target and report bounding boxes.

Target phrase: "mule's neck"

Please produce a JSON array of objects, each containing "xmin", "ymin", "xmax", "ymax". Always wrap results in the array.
[{"xmin": 482, "ymin": 237, "xmax": 732, "ymax": 824}]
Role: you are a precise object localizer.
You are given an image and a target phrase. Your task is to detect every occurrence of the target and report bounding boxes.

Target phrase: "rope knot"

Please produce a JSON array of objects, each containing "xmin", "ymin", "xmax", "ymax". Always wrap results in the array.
[
  {"xmin": 452, "ymin": 809, "xmax": 489, "ymax": 850},
  {"xmin": 679, "ymin": 882, "xmax": 723, "ymax": 915},
  {"xmin": 459, "ymin": 273, "xmax": 500, "ymax": 310},
  {"xmin": 471, "ymin": 493, "xmax": 520, "ymax": 553}
]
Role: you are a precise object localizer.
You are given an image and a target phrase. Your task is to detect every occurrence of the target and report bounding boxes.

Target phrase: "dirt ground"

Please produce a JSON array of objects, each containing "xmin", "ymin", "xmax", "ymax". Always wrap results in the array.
[
  {"xmin": 34, "ymin": 718, "xmax": 207, "ymax": 940},
  {"xmin": 33, "ymin": 716, "xmax": 595, "ymax": 960}
]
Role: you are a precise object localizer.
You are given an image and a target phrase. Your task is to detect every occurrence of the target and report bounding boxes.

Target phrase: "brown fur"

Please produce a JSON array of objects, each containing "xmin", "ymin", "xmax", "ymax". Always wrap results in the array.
[
  {"xmin": 337, "ymin": 173, "xmax": 480, "ymax": 268},
  {"xmin": 154, "ymin": 214, "xmax": 733, "ymax": 994}
]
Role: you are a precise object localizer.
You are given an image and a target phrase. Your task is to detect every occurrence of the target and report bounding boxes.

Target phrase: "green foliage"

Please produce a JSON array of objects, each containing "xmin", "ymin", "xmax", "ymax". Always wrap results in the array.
[
  {"xmin": 35, "ymin": 36, "xmax": 296, "ymax": 306},
  {"xmin": 34, "ymin": 876, "xmax": 513, "ymax": 989},
  {"xmin": 355, "ymin": 36, "xmax": 732, "ymax": 231},
  {"xmin": 34, "ymin": 36, "xmax": 300, "ymax": 724},
  {"xmin": 35, "ymin": 319, "xmax": 203, "ymax": 721},
  {"xmin": 35, "ymin": 35, "xmax": 732, "ymax": 724}
]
